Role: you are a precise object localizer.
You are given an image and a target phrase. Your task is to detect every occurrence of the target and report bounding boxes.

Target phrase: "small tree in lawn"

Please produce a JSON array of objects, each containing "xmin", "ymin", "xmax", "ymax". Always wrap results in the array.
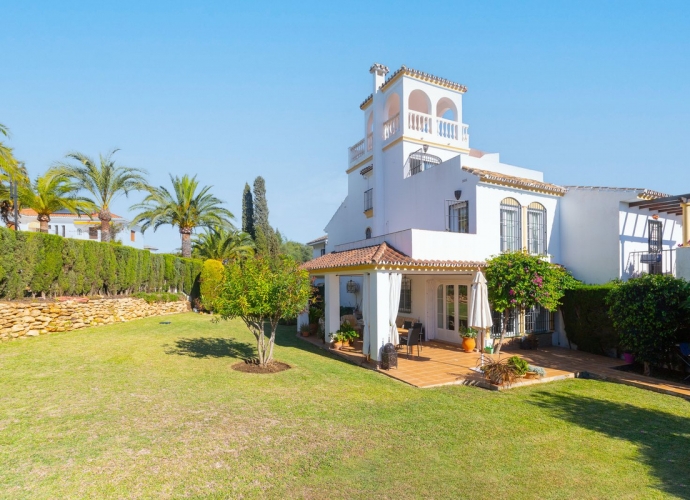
[
  {"xmin": 215, "ymin": 255, "xmax": 311, "ymax": 366},
  {"xmin": 607, "ymin": 274, "xmax": 690, "ymax": 376},
  {"xmin": 485, "ymin": 251, "xmax": 577, "ymax": 355}
]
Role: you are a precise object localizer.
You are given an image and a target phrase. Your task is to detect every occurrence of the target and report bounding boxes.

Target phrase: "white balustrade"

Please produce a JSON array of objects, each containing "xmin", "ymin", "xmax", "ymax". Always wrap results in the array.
[
  {"xmin": 436, "ymin": 117, "xmax": 458, "ymax": 140},
  {"xmin": 383, "ymin": 113, "xmax": 400, "ymax": 140},
  {"xmin": 461, "ymin": 124, "xmax": 469, "ymax": 143},
  {"xmin": 366, "ymin": 132, "xmax": 373, "ymax": 151},
  {"xmin": 407, "ymin": 110, "xmax": 432, "ymax": 134},
  {"xmin": 349, "ymin": 138, "xmax": 365, "ymax": 163}
]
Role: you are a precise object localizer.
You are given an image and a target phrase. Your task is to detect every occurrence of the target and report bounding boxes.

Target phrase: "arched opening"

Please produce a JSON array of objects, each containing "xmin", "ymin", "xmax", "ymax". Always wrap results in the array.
[
  {"xmin": 500, "ymin": 198, "xmax": 521, "ymax": 252},
  {"xmin": 436, "ymin": 97, "xmax": 457, "ymax": 121},
  {"xmin": 408, "ymin": 89, "xmax": 431, "ymax": 114},
  {"xmin": 365, "ymin": 227, "xmax": 372, "ymax": 239},
  {"xmin": 384, "ymin": 93, "xmax": 400, "ymax": 120},
  {"xmin": 527, "ymin": 202, "xmax": 547, "ymax": 255},
  {"xmin": 408, "ymin": 89, "xmax": 432, "ymax": 133},
  {"xmin": 383, "ymin": 93, "xmax": 401, "ymax": 139}
]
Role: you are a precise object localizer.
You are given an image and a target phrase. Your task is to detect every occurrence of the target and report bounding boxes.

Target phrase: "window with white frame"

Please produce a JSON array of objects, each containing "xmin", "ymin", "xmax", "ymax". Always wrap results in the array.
[
  {"xmin": 527, "ymin": 202, "xmax": 547, "ymax": 255},
  {"xmin": 500, "ymin": 198, "xmax": 521, "ymax": 252},
  {"xmin": 448, "ymin": 201, "xmax": 469, "ymax": 233},
  {"xmin": 399, "ymin": 277, "xmax": 412, "ymax": 314}
]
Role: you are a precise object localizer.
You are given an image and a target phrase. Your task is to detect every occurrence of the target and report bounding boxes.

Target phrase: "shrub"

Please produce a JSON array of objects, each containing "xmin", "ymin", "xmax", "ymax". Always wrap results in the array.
[
  {"xmin": 199, "ymin": 259, "xmax": 225, "ymax": 312},
  {"xmin": 0, "ymin": 226, "xmax": 202, "ymax": 298},
  {"xmin": 133, "ymin": 292, "xmax": 183, "ymax": 304},
  {"xmin": 561, "ymin": 284, "xmax": 617, "ymax": 355},
  {"xmin": 507, "ymin": 356, "xmax": 530, "ymax": 376},
  {"xmin": 607, "ymin": 275, "xmax": 690, "ymax": 375}
]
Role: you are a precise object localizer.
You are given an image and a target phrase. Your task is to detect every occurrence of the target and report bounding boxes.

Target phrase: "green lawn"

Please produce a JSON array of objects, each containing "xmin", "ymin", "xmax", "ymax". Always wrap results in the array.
[{"xmin": 0, "ymin": 313, "xmax": 688, "ymax": 499}]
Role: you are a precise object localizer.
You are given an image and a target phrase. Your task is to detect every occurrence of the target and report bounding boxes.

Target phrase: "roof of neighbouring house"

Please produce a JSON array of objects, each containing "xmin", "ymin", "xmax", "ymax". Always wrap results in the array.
[
  {"xmin": 462, "ymin": 167, "xmax": 568, "ymax": 196},
  {"xmin": 301, "ymin": 242, "xmax": 485, "ymax": 272},
  {"xmin": 306, "ymin": 235, "xmax": 328, "ymax": 246},
  {"xmin": 360, "ymin": 65, "xmax": 468, "ymax": 109},
  {"xmin": 564, "ymin": 186, "xmax": 671, "ymax": 200},
  {"xmin": 19, "ymin": 208, "xmax": 126, "ymax": 219}
]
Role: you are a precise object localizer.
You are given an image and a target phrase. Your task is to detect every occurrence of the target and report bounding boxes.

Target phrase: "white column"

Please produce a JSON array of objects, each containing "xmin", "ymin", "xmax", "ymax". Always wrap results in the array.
[
  {"xmin": 297, "ymin": 309, "xmax": 309, "ymax": 332},
  {"xmin": 324, "ymin": 274, "xmax": 340, "ymax": 343},
  {"xmin": 676, "ymin": 247, "xmax": 690, "ymax": 281},
  {"xmin": 369, "ymin": 271, "xmax": 391, "ymax": 361}
]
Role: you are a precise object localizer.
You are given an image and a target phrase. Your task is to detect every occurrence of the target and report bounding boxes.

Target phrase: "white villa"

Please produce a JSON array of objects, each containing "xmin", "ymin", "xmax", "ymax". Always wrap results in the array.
[
  {"xmin": 303, "ymin": 63, "xmax": 690, "ymax": 361},
  {"xmin": 18, "ymin": 209, "xmax": 149, "ymax": 250}
]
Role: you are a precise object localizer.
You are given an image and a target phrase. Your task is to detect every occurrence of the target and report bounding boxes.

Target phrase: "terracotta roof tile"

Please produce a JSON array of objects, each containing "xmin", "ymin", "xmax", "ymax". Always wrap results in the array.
[
  {"xmin": 302, "ymin": 242, "xmax": 484, "ymax": 271},
  {"xmin": 462, "ymin": 167, "xmax": 567, "ymax": 196}
]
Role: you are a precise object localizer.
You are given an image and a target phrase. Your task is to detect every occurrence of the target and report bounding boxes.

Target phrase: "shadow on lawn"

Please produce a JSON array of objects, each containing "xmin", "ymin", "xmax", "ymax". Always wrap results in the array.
[
  {"xmin": 529, "ymin": 391, "xmax": 690, "ymax": 499},
  {"xmin": 165, "ymin": 337, "xmax": 255, "ymax": 359}
]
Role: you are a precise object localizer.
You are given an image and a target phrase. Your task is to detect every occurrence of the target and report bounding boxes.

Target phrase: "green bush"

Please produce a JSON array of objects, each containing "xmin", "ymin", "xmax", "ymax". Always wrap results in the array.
[
  {"xmin": 607, "ymin": 275, "xmax": 690, "ymax": 374},
  {"xmin": 199, "ymin": 259, "xmax": 225, "ymax": 312},
  {"xmin": 561, "ymin": 284, "xmax": 617, "ymax": 356},
  {"xmin": 0, "ymin": 227, "xmax": 202, "ymax": 299},
  {"xmin": 133, "ymin": 292, "xmax": 183, "ymax": 304}
]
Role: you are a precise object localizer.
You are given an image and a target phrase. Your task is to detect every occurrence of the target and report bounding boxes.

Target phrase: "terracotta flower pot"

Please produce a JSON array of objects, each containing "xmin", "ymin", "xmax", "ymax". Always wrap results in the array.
[{"xmin": 461, "ymin": 337, "xmax": 476, "ymax": 353}]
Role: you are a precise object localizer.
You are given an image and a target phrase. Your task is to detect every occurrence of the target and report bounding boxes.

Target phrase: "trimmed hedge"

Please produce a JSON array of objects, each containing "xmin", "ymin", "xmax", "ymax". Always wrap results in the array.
[
  {"xmin": 0, "ymin": 227, "xmax": 203, "ymax": 299},
  {"xmin": 561, "ymin": 284, "xmax": 617, "ymax": 356},
  {"xmin": 199, "ymin": 259, "xmax": 225, "ymax": 312}
]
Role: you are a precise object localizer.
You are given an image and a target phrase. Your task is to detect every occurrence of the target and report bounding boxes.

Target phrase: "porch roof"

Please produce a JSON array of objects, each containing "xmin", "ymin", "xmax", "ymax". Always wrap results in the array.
[{"xmin": 301, "ymin": 242, "xmax": 485, "ymax": 273}]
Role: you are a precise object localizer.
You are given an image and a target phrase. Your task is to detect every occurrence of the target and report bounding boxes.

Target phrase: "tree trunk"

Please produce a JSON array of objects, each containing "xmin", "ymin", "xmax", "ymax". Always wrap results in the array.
[
  {"xmin": 99, "ymin": 210, "xmax": 112, "ymax": 242},
  {"xmin": 38, "ymin": 214, "xmax": 50, "ymax": 233},
  {"xmin": 180, "ymin": 228, "xmax": 192, "ymax": 258},
  {"xmin": 494, "ymin": 309, "xmax": 511, "ymax": 356}
]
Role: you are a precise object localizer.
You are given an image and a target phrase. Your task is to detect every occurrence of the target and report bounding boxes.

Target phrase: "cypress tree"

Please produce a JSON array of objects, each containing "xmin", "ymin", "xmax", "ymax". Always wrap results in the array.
[
  {"xmin": 241, "ymin": 183, "xmax": 255, "ymax": 239},
  {"xmin": 253, "ymin": 176, "xmax": 271, "ymax": 256}
]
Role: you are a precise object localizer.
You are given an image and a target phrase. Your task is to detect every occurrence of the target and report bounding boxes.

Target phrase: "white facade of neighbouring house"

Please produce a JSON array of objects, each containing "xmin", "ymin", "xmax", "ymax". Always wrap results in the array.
[
  {"xmin": 17, "ymin": 208, "xmax": 148, "ymax": 250},
  {"xmin": 302, "ymin": 63, "xmax": 690, "ymax": 361}
]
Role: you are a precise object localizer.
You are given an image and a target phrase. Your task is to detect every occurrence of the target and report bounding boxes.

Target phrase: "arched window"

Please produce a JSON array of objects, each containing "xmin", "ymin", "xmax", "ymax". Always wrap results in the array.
[
  {"xmin": 527, "ymin": 202, "xmax": 547, "ymax": 255},
  {"xmin": 500, "ymin": 198, "xmax": 521, "ymax": 252},
  {"xmin": 365, "ymin": 227, "xmax": 372, "ymax": 239}
]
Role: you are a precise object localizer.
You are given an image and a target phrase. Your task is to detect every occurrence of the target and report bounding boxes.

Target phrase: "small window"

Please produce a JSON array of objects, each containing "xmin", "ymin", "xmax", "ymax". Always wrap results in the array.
[
  {"xmin": 77, "ymin": 228, "xmax": 83, "ymax": 236},
  {"xmin": 448, "ymin": 201, "xmax": 469, "ymax": 233},
  {"xmin": 399, "ymin": 277, "xmax": 412, "ymax": 314},
  {"xmin": 61, "ymin": 225, "xmax": 65, "ymax": 237},
  {"xmin": 130, "ymin": 230, "xmax": 136, "ymax": 242},
  {"xmin": 648, "ymin": 220, "xmax": 662, "ymax": 253},
  {"xmin": 320, "ymin": 248, "xmax": 325, "ymax": 256},
  {"xmin": 364, "ymin": 189, "xmax": 373, "ymax": 212},
  {"xmin": 365, "ymin": 227, "xmax": 372, "ymax": 239},
  {"xmin": 525, "ymin": 305, "xmax": 554, "ymax": 333},
  {"xmin": 527, "ymin": 202, "xmax": 547, "ymax": 255},
  {"xmin": 500, "ymin": 198, "xmax": 521, "ymax": 252},
  {"xmin": 88, "ymin": 227, "xmax": 98, "ymax": 240},
  {"xmin": 491, "ymin": 309, "xmax": 518, "ymax": 338},
  {"xmin": 54, "ymin": 225, "xmax": 59, "ymax": 235}
]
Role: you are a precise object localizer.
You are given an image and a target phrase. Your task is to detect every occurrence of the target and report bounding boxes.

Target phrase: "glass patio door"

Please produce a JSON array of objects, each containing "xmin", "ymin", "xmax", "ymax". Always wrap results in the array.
[{"xmin": 435, "ymin": 283, "xmax": 468, "ymax": 343}]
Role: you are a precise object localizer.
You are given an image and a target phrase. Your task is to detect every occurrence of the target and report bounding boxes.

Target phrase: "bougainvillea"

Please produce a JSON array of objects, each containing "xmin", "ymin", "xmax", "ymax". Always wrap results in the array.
[{"xmin": 485, "ymin": 251, "xmax": 578, "ymax": 354}]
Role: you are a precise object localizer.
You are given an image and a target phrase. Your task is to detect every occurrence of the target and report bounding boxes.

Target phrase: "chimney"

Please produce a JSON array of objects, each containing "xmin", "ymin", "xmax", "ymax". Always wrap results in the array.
[{"xmin": 369, "ymin": 63, "xmax": 389, "ymax": 93}]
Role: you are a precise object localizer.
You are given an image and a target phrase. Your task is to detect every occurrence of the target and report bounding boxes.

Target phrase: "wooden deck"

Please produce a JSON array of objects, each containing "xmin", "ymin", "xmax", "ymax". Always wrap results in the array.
[{"xmin": 299, "ymin": 335, "xmax": 690, "ymax": 399}]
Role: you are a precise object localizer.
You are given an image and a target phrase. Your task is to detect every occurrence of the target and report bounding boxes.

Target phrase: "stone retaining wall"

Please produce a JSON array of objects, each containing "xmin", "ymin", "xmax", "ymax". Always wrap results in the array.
[{"xmin": 0, "ymin": 298, "xmax": 190, "ymax": 341}]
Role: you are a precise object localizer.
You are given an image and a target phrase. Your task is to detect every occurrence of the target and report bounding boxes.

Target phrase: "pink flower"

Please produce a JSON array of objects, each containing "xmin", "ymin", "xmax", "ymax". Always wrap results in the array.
[
  {"xmin": 510, "ymin": 299, "xmax": 517, "ymax": 304},
  {"xmin": 509, "ymin": 289, "xmax": 515, "ymax": 296}
]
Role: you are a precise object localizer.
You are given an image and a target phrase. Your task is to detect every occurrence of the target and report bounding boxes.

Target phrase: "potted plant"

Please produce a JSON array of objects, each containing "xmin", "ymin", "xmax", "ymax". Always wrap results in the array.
[
  {"xmin": 299, "ymin": 323, "xmax": 311, "ymax": 337},
  {"xmin": 308, "ymin": 306, "xmax": 323, "ymax": 335},
  {"xmin": 507, "ymin": 356, "xmax": 530, "ymax": 377},
  {"xmin": 334, "ymin": 322, "xmax": 358, "ymax": 349},
  {"xmin": 460, "ymin": 327, "xmax": 478, "ymax": 353}
]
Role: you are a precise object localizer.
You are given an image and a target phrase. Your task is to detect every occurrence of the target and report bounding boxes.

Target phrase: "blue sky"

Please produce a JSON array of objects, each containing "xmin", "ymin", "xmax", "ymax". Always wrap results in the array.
[{"xmin": 3, "ymin": 1, "xmax": 689, "ymax": 252}]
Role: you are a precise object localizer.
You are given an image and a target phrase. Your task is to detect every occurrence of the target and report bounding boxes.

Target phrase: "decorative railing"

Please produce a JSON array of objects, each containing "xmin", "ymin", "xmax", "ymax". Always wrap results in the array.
[
  {"xmin": 626, "ymin": 249, "xmax": 676, "ymax": 278},
  {"xmin": 408, "ymin": 110, "xmax": 432, "ymax": 134},
  {"xmin": 436, "ymin": 116, "xmax": 458, "ymax": 140},
  {"xmin": 366, "ymin": 132, "xmax": 373, "ymax": 151},
  {"xmin": 461, "ymin": 124, "xmax": 469, "ymax": 142},
  {"xmin": 349, "ymin": 138, "xmax": 365, "ymax": 163},
  {"xmin": 383, "ymin": 113, "xmax": 400, "ymax": 140}
]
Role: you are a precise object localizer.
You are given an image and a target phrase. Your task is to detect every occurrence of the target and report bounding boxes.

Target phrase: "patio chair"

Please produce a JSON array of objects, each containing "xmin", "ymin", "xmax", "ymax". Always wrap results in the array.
[
  {"xmin": 402, "ymin": 323, "xmax": 423, "ymax": 358},
  {"xmin": 677, "ymin": 343, "xmax": 690, "ymax": 381}
]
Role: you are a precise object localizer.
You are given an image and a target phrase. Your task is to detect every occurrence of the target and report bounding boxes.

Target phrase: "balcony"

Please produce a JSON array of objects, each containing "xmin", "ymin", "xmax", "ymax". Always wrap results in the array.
[
  {"xmin": 626, "ymin": 249, "xmax": 677, "ymax": 278},
  {"xmin": 348, "ymin": 132, "xmax": 374, "ymax": 167},
  {"xmin": 383, "ymin": 110, "xmax": 469, "ymax": 148}
]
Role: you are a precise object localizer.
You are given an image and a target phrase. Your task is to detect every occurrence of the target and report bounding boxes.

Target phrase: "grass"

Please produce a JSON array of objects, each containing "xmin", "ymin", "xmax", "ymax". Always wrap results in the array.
[{"xmin": 1, "ymin": 313, "xmax": 689, "ymax": 499}]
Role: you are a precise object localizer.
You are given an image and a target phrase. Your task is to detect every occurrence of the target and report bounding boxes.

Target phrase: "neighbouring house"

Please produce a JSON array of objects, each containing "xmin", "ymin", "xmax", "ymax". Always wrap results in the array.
[
  {"xmin": 302, "ymin": 63, "xmax": 690, "ymax": 361},
  {"xmin": 17, "ymin": 208, "xmax": 147, "ymax": 250}
]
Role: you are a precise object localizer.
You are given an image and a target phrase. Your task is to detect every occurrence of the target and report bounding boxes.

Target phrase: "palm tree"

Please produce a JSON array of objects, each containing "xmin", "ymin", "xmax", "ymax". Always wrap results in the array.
[
  {"xmin": 53, "ymin": 149, "xmax": 148, "ymax": 242},
  {"xmin": 0, "ymin": 124, "xmax": 28, "ymax": 228},
  {"xmin": 193, "ymin": 227, "xmax": 255, "ymax": 262},
  {"xmin": 20, "ymin": 171, "xmax": 91, "ymax": 233},
  {"xmin": 131, "ymin": 174, "xmax": 235, "ymax": 258}
]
